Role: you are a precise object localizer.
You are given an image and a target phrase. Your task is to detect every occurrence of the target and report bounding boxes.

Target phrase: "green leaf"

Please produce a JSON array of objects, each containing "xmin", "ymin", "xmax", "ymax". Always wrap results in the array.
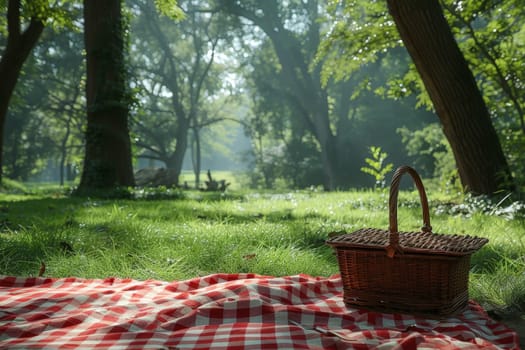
[
  {"xmin": 154, "ymin": 0, "xmax": 185, "ymax": 20},
  {"xmin": 360, "ymin": 145, "xmax": 393, "ymax": 189}
]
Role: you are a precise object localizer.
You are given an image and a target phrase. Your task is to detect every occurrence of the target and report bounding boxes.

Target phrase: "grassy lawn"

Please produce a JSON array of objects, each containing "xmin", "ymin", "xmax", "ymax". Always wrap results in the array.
[{"xmin": 0, "ymin": 186, "xmax": 524, "ymax": 317}]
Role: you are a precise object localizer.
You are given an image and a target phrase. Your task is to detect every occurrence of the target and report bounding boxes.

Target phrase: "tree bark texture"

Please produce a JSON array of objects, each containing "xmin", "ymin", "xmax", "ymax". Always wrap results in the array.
[
  {"xmin": 387, "ymin": 0, "xmax": 514, "ymax": 194},
  {"xmin": 78, "ymin": 0, "xmax": 135, "ymax": 191},
  {"xmin": 0, "ymin": 0, "xmax": 45, "ymax": 184}
]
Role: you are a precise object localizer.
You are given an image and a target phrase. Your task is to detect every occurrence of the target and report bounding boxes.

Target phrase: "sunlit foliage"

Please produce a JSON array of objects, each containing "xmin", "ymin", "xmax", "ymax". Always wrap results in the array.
[
  {"xmin": 318, "ymin": 0, "xmax": 525, "ymax": 189},
  {"xmin": 154, "ymin": 0, "xmax": 184, "ymax": 20}
]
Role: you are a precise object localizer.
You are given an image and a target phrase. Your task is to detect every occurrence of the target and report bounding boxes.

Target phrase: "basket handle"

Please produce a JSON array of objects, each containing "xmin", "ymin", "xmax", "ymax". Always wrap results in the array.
[{"xmin": 386, "ymin": 166, "xmax": 432, "ymax": 257}]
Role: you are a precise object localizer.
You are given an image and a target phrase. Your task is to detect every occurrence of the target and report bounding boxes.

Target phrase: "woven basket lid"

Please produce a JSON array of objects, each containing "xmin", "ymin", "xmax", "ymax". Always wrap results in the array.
[
  {"xmin": 326, "ymin": 166, "xmax": 489, "ymax": 257},
  {"xmin": 326, "ymin": 229, "xmax": 489, "ymax": 256}
]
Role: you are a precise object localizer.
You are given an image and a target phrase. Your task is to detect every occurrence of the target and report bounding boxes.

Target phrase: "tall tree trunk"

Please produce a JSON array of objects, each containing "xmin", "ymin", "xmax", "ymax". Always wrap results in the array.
[
  {"xmin": 387, "ymin": 0, "xmax": 514, "ymax": 194},
  {"xmin": 268, "ymin": 31, "xmax": 339, "ymax": 190},
  {"xmin": 167, "ymin": 113, "xmax": 190, "ymax": 187},
  {"xmin": 191, "ymin": 128, "xmax": 202, "ymax": 189},
  {"xmin": 135, "ymin": 0, "xmax": 193, "ymax": 188},
  {"xmin": 219, "ymin": 0, "xmax": 340, "ymax": 190},
  {"xmin": 59, "ymin": 119, "xmax": 71, "ymax": 186},
  {"xmin": 77, "ymin": 0, "xmax": 134, "ymax": 192},
  {"xmin": 0, "ymin": 0, "xmax": 45, "ymax": 184}
]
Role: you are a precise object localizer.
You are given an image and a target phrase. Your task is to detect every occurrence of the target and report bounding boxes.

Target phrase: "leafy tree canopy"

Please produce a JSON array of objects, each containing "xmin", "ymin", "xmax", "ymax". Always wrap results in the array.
[
  {"xmin": 318, "ymin": 0, "xmax": 525, "ymax": 113},
  {"xmin": 318, "ymin": 0, "xmax": 525, "ymax": 189},
  {"xmin": 0, "ymin": 0, "xmax": 80, "ymax": 37}
]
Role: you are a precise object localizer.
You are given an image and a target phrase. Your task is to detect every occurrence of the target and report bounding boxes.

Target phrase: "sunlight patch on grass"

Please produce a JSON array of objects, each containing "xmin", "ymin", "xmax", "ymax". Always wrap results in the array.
[{"xmin": 0, "ymin": 188, "xmax": 524, "ymax": 312}]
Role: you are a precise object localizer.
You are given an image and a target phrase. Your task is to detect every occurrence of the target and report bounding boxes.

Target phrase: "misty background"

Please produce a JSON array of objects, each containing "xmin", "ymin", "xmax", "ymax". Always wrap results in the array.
[{"xmin": 2, "ymin": 0, "xmax": 523, "ymax": 193}]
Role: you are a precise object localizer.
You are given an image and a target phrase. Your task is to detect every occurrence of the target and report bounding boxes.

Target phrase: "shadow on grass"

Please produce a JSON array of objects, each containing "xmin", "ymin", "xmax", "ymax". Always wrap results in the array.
[{"xmin": 0, "ymin": 195, "xmax": 339, "ymax": 277}]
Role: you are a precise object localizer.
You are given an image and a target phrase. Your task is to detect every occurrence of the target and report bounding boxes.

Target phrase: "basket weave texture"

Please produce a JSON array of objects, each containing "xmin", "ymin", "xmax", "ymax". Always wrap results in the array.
[{"xmin": 326, "ymin": 166, "xmax": 488, "ymax": 318}]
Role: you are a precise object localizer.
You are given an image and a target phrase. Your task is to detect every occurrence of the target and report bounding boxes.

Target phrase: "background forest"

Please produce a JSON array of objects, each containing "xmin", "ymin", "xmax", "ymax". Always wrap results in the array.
[
  {"xmin": 2, "ymin": 1, "xmax": 525, "ymax": 337},
  {"xmin": 1, "ymin": 0, "xmax": 524, "ymax": 195}
]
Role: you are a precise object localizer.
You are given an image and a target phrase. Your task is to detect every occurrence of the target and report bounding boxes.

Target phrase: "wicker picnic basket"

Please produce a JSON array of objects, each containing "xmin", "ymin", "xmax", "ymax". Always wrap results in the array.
[{"xmin": 326, "ymin": 166, "xmax": 489, "ymax": 317}]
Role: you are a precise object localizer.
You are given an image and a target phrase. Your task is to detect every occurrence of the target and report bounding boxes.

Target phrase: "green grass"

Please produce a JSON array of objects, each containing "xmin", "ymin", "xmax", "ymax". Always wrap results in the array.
[{"xmin": 0, "ymin": 187, "xmax": 524, "ymax": 314}]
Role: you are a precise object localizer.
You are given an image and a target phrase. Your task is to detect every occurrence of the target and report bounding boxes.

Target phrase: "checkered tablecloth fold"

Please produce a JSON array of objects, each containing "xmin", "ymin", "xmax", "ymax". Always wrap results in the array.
[{"xmin": 0, "ymin": 273, "xmax": 519, "ymax": 349}]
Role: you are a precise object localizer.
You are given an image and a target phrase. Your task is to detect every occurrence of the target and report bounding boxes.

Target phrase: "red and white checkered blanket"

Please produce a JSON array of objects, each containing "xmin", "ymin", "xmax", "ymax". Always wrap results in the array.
[{"xmin": 0, "ymin": 273, "xmax": 519, "ymax": 349}]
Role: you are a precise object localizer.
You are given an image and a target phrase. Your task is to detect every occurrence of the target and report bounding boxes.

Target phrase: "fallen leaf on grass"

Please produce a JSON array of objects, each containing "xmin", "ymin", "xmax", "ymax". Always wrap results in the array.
[{"xmin": 38, "ymin": 262, "xmax": 46, "ymax": 277}]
